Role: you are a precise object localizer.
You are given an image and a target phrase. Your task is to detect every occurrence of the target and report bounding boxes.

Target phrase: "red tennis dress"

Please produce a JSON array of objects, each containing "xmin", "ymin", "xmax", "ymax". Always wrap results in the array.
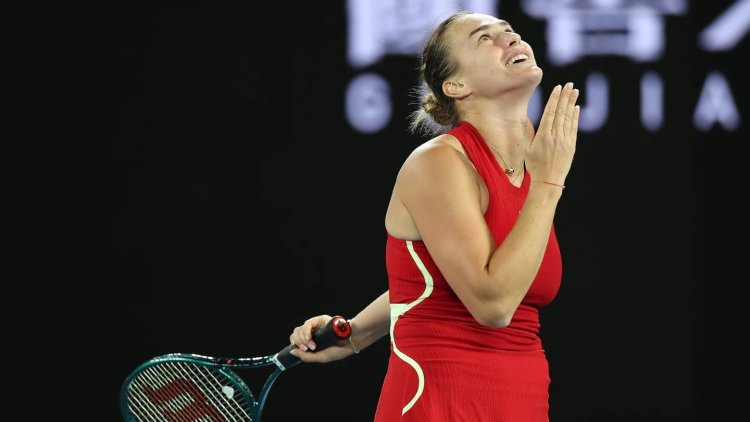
[{"xmin": 373, "ymin": 121, "xmax": 562, "ymax": 422}]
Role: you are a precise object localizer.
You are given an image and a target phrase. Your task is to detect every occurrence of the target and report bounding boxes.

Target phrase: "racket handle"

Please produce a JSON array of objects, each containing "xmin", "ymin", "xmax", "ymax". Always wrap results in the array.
[{"xmin": 275, "ymin": 315, "xmax": 351, "ymax": 370}]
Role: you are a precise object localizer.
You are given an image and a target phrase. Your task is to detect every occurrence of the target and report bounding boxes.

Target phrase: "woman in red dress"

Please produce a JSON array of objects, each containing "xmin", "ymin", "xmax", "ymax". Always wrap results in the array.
[{"xmin": 289, "ymin": 10, "xmax": 580, "ymax": 421}]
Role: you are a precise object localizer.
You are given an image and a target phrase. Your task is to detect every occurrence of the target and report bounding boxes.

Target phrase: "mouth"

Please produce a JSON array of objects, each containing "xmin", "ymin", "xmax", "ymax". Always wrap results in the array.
[{"xmin": 506, "ymin": 53, "xmax": 530, "ymax": 66}]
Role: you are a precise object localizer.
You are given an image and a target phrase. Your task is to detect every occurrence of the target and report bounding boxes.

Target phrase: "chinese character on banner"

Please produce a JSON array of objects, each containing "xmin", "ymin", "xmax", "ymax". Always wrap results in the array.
[
  {"xmin": 345, "ymin": 0, "xmax": 497, "ymax": 134},
  {"xmin": 521, "ymin": 0, "xmax": 688, "ymax": 66}
]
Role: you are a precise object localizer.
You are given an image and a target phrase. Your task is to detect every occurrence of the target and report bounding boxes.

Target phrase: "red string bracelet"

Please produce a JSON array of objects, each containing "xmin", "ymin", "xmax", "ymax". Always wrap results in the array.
[{"xmin": 531, "ymin": 180, "xmax": 565, "ymax": 189}]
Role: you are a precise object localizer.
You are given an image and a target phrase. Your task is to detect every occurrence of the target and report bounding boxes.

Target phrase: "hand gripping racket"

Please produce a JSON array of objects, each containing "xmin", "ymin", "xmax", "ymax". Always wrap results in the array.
[{"xmin": 120, "ymin": 316, "xmax": 351, "ymax": 421}]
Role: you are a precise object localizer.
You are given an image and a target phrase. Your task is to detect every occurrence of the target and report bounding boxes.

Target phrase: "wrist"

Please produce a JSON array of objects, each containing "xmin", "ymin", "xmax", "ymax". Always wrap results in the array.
[
  {"xmin": 346, "ymin": 319, "xmax": 360, "ymax": 355},
  {"xmin": 531, "ymin": 180, "xmax": 565, "ymax": 189}
]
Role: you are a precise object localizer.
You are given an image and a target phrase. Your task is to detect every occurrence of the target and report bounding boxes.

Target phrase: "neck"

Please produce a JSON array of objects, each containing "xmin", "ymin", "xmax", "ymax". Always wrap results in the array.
[
  {"xmin": 462, "ymin": 103, "xmax": 532, "ymax": 166},
  {"xmin": 455, "ymin": 81, "xmax": 538, "ymax": 176}
]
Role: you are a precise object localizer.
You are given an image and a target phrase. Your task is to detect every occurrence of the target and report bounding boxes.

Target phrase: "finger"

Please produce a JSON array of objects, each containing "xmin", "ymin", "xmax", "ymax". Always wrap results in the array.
[
  {"xmin": 289, "ymin": 347, "xmax": 309, "ymax": 361},
  {"xmin": 563, "ymin": 88, "xmax": 579, "ymax": 138},
  {"xmin": 570, "ymin": 105, "xmax": 580, "ymax": 144},
  {"xmin": 554, "ymin": 82, "xmax": 574, "ymax": 136},
  {"xmin": 303, "ymin": 320, "xmax": 321, "ymax": 350},
  {"xmin": 305, "ymin": 315, "xmax": 326, "ymax": 334},
  {"xmin": 536, "ymin": 84, "xmax": 561, "ymax": 137},
  {"xmin": 292, "ymin": 328, "xmax": 309, "ymax": 351},
  {"xmin": 309, "ymin": 316, "xmax": 331, "ymax": 348},
  {"xmin": 290, "ymin": 347, "xmax": 324, "ymax": 363}
]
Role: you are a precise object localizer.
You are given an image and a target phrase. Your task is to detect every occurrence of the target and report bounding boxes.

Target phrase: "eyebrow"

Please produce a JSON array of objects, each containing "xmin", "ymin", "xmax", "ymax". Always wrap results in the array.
[{"xmin": 468, "ymin": 20, "xmax": 510, "ymax": 39}]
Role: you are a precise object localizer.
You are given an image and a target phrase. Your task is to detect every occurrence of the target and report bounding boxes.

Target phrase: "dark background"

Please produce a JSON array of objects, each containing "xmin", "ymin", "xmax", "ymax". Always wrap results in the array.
[{"xmin": 3, "ymin": 2, "xmax": 747, "ymax": 421}]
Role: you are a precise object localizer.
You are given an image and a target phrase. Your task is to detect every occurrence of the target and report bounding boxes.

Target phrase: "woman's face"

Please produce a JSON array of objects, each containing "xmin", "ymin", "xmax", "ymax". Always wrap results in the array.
[{"xmin": 446, "ymin": 13, "xmax": 543, "ymax": 98}]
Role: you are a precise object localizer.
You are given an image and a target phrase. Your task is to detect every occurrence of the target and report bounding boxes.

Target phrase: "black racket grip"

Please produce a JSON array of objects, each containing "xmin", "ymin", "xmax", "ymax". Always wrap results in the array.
[{"xmin": 275, "ymin": 315, "xmax": 351, "ymax": 370}]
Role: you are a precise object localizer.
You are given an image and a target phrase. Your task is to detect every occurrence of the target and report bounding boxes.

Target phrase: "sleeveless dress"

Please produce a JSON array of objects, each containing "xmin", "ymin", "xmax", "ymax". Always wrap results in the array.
[{"xmin": 373, "ymin": 121, "xmax": 562, "ymax": 422}]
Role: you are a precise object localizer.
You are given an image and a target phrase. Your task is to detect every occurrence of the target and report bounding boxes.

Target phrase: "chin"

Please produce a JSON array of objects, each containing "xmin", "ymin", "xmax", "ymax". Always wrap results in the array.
[
  {"xmin": 530, "ymin": 64, "xmax": 543, "ymax": 81},
  {"xmin": 522, "ymin": 66, "xmax": 543, "ymax": 89}
]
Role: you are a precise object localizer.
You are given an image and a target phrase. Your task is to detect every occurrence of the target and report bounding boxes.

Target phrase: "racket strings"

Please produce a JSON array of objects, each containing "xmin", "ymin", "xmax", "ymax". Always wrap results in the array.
[
  {"xmin": 181, "ymin": 362, "xmax": 250, "ymax": 421},
  {"xmin": 143, "ymin": 365, "xmax": 212, "ymax": 421},
  {"xmin": 130, "ymin": 362, "xmax": 250, "ymax": 422},
  {"xmin": 127, "ymin": 361, "xmax": 253, "ymax": 421}
]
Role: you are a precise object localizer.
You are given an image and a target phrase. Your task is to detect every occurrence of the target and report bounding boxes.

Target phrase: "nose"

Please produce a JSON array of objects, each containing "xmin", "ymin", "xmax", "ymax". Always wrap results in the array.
[{"xmin": 501, "ymin": 32, "xmax": 521, "ymax": 48}]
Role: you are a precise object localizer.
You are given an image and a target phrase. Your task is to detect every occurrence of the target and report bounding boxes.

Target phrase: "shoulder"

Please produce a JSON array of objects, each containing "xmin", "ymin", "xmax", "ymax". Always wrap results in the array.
[
  {"xmin": 400, "ymin": 133, "xmax": 469, "ymax": 176},
  {"xmin": 392, "ymin": 133, "xmax": 479, "ymax": 201}
]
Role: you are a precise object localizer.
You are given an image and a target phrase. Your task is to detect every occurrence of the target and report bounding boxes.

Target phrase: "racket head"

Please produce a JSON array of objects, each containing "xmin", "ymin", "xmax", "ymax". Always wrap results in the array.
[{"xmin": 121, "ymin": 353, "xmax": 260, "ymax": 422}]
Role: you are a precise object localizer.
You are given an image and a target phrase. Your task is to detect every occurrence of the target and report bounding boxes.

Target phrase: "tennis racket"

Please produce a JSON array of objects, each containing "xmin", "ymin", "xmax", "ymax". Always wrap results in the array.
[{"xmin": 120, "ymin": 315, "xmax": 351, "ymax": 422}]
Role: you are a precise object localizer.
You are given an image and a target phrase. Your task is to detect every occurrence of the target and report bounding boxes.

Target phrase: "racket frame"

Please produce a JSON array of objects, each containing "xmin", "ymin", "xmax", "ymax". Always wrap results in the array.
[{"xmin": 120, "ymin": 316, "xmax": 351, "ymax": 421}]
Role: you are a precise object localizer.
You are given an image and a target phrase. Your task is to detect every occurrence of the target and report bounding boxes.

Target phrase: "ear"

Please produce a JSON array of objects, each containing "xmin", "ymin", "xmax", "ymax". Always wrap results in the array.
[{"xmin": 442, "ymin": 79, "xmax": 470, "ymax": 99}]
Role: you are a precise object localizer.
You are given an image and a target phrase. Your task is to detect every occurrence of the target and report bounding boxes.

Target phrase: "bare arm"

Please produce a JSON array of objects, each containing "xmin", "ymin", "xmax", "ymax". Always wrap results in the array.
[
  {"xmin": 396, "ymin": 83, "xmax": 579, "ymax": 328},
  {"xmin": 289, "ymin": 291, "xmax": 390, "ymax": 363},
  {"xmin": 348, "ymin": 290, "xmax": 391, "ymax": 352}
]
